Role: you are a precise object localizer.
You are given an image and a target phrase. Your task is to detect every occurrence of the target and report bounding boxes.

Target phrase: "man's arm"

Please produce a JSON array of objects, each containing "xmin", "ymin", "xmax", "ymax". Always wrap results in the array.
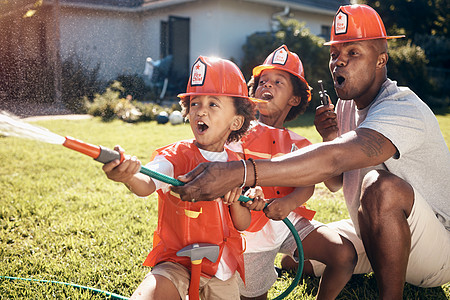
[{"xmin": 172, "ymin": 128, "xmax": 397, "ymax": 201}]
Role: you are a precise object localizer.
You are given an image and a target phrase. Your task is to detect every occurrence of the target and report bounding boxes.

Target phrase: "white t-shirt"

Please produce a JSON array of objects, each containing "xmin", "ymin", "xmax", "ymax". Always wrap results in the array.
[
  {"xmin": 336, "ymin": 79, "xmax": 450, "ymax": 234},
  {"xmin": 145, "ymin": 148, "xmax": 237, "ymax": 281}
]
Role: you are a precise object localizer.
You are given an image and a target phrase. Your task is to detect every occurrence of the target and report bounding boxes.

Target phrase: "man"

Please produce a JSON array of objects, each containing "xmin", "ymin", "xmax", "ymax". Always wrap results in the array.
[{"xmin": 172, "ymin": 4, "xmax": 450, "ymax": 299}]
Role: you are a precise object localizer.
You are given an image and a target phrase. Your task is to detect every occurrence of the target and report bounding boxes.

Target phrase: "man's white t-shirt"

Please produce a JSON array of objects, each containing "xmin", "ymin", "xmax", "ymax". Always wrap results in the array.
[{"xmin": 335, "ymin": 79, "xmax": 450, "ymax": 234}]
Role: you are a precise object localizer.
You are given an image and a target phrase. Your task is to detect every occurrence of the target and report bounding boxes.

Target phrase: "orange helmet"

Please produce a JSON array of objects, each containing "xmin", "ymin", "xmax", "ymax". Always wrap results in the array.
[
  {"xmin": 252, "ymin": 45, "xmax": 311, "ymax": 102},
  {"xmin": 178, "ymin": 56, "xmax": 253, "ymax": 101},
  {"xmin": 324, "ymin": 4, "xmax": 404, "ymax": 46}
]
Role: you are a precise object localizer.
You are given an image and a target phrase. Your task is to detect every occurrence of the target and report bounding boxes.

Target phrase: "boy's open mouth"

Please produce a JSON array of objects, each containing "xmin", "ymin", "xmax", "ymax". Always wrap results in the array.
[
  {"xmin": 261, "ymin": 92, "xmax": 273, "ymax": 101},
  {"xmin": 197, "ymin": 120, "xmax": 209, "ymax": 133}
]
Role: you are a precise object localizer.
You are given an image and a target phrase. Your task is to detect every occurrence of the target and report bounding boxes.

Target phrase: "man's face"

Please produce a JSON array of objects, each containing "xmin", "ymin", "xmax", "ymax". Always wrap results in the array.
[{"xmin": 329, "ymin": 41, "xmax": 380, "ymax": 103}]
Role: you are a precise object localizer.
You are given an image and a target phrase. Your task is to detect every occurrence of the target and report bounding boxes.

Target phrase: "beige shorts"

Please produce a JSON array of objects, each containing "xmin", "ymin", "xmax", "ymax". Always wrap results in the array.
[
  {"xmin": 310, "ymin": 191, "xmax": 450, "ymax": 287},
  {"xmin": 149, "ymin": 261, "xmax": 240, "ymax": 299}
]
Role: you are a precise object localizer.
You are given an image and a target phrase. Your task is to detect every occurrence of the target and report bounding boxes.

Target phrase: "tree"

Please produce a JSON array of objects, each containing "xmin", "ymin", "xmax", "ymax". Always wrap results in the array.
[{"xmin": 362, "ymin": 0, "xmax": 450, "ymax": 38}]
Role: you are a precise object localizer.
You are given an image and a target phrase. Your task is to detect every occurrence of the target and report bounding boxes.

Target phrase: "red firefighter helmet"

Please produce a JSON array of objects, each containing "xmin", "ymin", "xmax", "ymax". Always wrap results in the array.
[
  {"xmin": 252, "ymin": 45, "xmax": 311, "ymax": 102},
  {"xmin": 178, "ymin": 56, "xmax": 253, "ymax": 101},
  {"xmin": 324, "ymin": 4, "xmax": 405, "ymax": 46}
]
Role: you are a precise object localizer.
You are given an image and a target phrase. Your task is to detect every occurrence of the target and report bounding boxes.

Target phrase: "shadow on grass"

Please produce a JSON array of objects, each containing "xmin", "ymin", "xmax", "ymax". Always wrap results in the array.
[{"xmin": 279, "ymin": 269, "xmax": 448, "ymax": 300}]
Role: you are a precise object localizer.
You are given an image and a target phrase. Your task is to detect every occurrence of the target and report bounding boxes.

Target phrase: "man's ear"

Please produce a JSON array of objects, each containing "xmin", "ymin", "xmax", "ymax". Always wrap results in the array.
[
  {"xmin": 377, "ymin": 52, "xmax": 389, "ymax": 69},
  {"xmin": 231, "ymin": 115, "xmax": 244, "ymax": 131},
  {"xmin": 288, "ymin": 96, "xmax": 301, "ymax": 106}
]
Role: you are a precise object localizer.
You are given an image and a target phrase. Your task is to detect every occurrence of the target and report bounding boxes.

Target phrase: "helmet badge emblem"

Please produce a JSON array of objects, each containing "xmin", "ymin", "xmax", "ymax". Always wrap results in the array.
[
  {"xmin": 191, "ymin": 59, "xmax": 207, "ymax": 86},
  {"xmin": 272, "ymin": 47, "xmax": 288, "ymax": 65},
  {"xmin": 335, "ymin": 11, "xmax": 348, "ymax": 35}
]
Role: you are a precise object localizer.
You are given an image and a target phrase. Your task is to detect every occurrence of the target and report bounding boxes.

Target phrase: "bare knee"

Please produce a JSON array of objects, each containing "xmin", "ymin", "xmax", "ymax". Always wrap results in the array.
[
  {"xmin": 304, "ymin": 228, "xmax": 357, "ymax": 273},
  {"xmin": 360, "ymin": 170, "xmax": 414, "ymax": 217},
  {"xmin": 131, "ymin": 274, "xmax": 180, "ymax": 300},
  {"xmin": 331, "ymin": 237, "xmax": 357, "ymax": 272}
]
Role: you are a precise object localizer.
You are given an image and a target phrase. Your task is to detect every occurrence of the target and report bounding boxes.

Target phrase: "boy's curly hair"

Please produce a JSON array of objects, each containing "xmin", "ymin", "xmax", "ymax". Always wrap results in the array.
[
  {"xmin": 180, "ymin": 96, "xmax": 256, "ymax": 143},
  {"xmin": 248, "ymin": 73, "xmax": 310, "ymax": 122}
]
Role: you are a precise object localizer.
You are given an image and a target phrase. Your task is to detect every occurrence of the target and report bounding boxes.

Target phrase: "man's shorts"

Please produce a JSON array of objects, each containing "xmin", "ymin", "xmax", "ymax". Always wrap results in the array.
[
  {"xmin": 310, "ymin": 190, "xmax": 450, "ymax": 287},
  {"xmin": 237, "ymin": 218, "xmax": 323, "ymax": 298},
  {"xmin": 149, "ymin": 261, "xmax": 240, "ymax": 299}
]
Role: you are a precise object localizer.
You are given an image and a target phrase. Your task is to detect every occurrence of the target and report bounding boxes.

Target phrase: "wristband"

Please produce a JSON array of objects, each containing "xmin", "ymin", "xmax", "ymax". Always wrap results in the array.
[{"xmin": 240, "ymin": 159, "xmax": 247, "ymax": 188}]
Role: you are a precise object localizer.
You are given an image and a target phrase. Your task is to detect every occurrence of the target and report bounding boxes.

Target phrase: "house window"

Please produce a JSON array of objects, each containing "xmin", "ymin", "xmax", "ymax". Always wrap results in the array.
[
  {"xmin": 320, "ymin": 25, "xmax": 331, "ymax": 40},
  {"xmin": 160, "ymin": 21, "xmax": 169, "ymax": 59}
]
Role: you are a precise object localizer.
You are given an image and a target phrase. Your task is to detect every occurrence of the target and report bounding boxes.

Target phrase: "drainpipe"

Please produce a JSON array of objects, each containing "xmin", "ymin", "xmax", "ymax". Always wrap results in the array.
[{"xmin": 271, "ymin": 6, "xmax": 290, "ymax": 32}]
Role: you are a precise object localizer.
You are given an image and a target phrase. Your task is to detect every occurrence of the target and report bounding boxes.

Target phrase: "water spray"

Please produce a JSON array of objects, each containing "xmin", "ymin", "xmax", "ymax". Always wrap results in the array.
[{"xmin": 0, "ymin": 111, "xmax": 303, "ymax": 299}]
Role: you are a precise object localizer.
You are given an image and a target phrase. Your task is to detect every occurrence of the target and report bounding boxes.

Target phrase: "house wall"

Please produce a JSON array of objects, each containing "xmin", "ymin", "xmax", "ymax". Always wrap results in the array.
[
  {"xmin": 59, "ymin": 7, "xmax": 145, "ymax": 81},
  {"xmin": 59, "ymin": 0, "xmax": 335, "ymax": 82},
  {"xmin": 144, "ymin": 0, "xmax": 334, "ymax": 66}
]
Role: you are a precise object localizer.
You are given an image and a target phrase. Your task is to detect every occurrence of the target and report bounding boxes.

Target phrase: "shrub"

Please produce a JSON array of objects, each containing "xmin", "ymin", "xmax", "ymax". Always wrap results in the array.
[
  {"xmin": 85, "ymin": 81, "xmax": 122, "ymax": 122},
  {"xmin": 386, "ymin": 42, "xmax": 449, "ymax": 108},
  {"xmin": 85, "ymin": 81, "xmax": 172, "ymax": 122},
  {"xmin": 133, "ymin": 101, "xmax": 156, "ymax": 121},
  {"xmin": 111, "ymin": 74, "xmax": 149, "ymax": 101},
  {"xmin": 62, "ymin": 53, "xmax": 103, "ymax": 113}
]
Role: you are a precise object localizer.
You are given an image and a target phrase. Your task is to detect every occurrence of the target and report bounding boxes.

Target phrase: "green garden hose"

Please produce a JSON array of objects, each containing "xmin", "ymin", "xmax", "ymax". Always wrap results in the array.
[{"xmin": 0, "ymin": 276, "xmax": 128, "ymax": 299}]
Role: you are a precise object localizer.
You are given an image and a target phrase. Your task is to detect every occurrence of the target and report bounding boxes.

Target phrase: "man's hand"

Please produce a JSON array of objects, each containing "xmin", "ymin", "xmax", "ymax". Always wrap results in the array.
[
  {"xmin": 171, "ymin": 160, "xmax": 243, "ymax": 202},
  {"xmin": 314, "ymin": 103, "xmax": 339, "ymax": 142}
]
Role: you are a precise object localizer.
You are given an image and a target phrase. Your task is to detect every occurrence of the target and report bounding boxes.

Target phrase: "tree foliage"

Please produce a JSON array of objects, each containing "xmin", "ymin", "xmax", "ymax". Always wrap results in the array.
[{"xmin": 362, "ymin": 0, "xmax": 450, "ymax": 38}]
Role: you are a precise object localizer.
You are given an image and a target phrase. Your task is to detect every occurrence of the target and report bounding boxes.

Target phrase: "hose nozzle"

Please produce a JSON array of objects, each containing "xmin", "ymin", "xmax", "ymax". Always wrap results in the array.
[
  {"xmin": 318, "ymin": 80, "xmax": 330, "ymax": 106},
  {"xmin": 63, "ymin": 136, "xmax": 124, "ymax": 164}
]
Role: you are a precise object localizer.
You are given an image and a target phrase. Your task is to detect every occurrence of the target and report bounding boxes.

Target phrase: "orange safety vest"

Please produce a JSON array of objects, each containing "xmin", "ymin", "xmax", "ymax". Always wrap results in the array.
[
  {"xmin": 143, "ymin": 140, "xmax": 245, "ymax": 280},
  {"xmin": 241, "ymin": 124, "xmax": 316, "ymax": 232}
]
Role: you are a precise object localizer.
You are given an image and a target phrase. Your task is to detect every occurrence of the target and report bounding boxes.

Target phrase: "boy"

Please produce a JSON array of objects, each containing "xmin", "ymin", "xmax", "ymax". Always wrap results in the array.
[
  {"xmin": 103, "ymin": 56, "xmax": 256, "ymax": 300},
  {"xmin": 228, "ymin": 45, "xmax": 356, "ymax": 300}
]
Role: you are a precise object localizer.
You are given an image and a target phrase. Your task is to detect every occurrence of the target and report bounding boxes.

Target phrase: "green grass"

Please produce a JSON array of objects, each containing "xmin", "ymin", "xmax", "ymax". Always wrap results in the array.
[{"xmin": 0, "ymin": 114, "xmax": 449, "ymax": 299}]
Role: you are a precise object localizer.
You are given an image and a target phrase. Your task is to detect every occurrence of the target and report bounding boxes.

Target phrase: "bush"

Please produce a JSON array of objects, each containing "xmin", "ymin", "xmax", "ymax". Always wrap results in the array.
[
  {"xmin": 111, "ymin": 74, "xmax": 149, "ymax": 101},
  {"xmin": 85, "ymin": 81, "xmax": 172, "ymax": 122},
  {"xmin": 386, "ymin": 41, "xmax": 449, "ymax": 108},
  {"xmin": 85, "ymin": 81, "xmax": 122, "ymax": 122},
  {"xmin": 62, "ymin": 53, "xmax": 103, "ymax": 113}
]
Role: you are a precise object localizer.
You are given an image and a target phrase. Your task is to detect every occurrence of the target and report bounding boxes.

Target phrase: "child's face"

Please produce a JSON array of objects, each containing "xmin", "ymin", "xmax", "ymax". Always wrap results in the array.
[
  {"xmin": 188, "ymin": 95, "xmax": 243, "ymax": 152},
  {"xmin": 255, "ymin": 69, "xmax": 299, "ymax": 122}
]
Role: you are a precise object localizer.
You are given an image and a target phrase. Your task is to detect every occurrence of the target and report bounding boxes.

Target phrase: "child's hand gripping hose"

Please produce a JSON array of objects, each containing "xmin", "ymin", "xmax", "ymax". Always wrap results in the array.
[{"xmin": 62, "ymin": 136, "xmax": 304, "ymax": 300}]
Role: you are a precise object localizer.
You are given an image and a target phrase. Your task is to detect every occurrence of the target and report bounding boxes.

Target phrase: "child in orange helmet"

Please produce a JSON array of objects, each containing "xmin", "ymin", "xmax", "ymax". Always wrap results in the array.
[
  {"xmin": 227, "ymin": 45, "xmax": 356, "ymax": 300},
  {"xmin": 102, "ymin": 56, "xmax": 255, "ymax": 300}
]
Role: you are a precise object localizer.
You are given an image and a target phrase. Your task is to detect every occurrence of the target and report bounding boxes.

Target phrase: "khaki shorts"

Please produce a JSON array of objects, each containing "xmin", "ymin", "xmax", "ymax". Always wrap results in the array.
[
  {"xmin": 149, "ymin": 261, "xmax": 240, "ymax": 299},
  {"xmin": 310, "ymin": 191, "xmax": 450, "ymax": 287}
]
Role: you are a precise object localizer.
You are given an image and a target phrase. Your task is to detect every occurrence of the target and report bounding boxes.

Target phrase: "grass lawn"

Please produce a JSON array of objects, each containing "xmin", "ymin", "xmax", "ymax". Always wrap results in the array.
[{"xmin": 0, "ymin": 113, "xmax": 449, "ymax": 299}]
